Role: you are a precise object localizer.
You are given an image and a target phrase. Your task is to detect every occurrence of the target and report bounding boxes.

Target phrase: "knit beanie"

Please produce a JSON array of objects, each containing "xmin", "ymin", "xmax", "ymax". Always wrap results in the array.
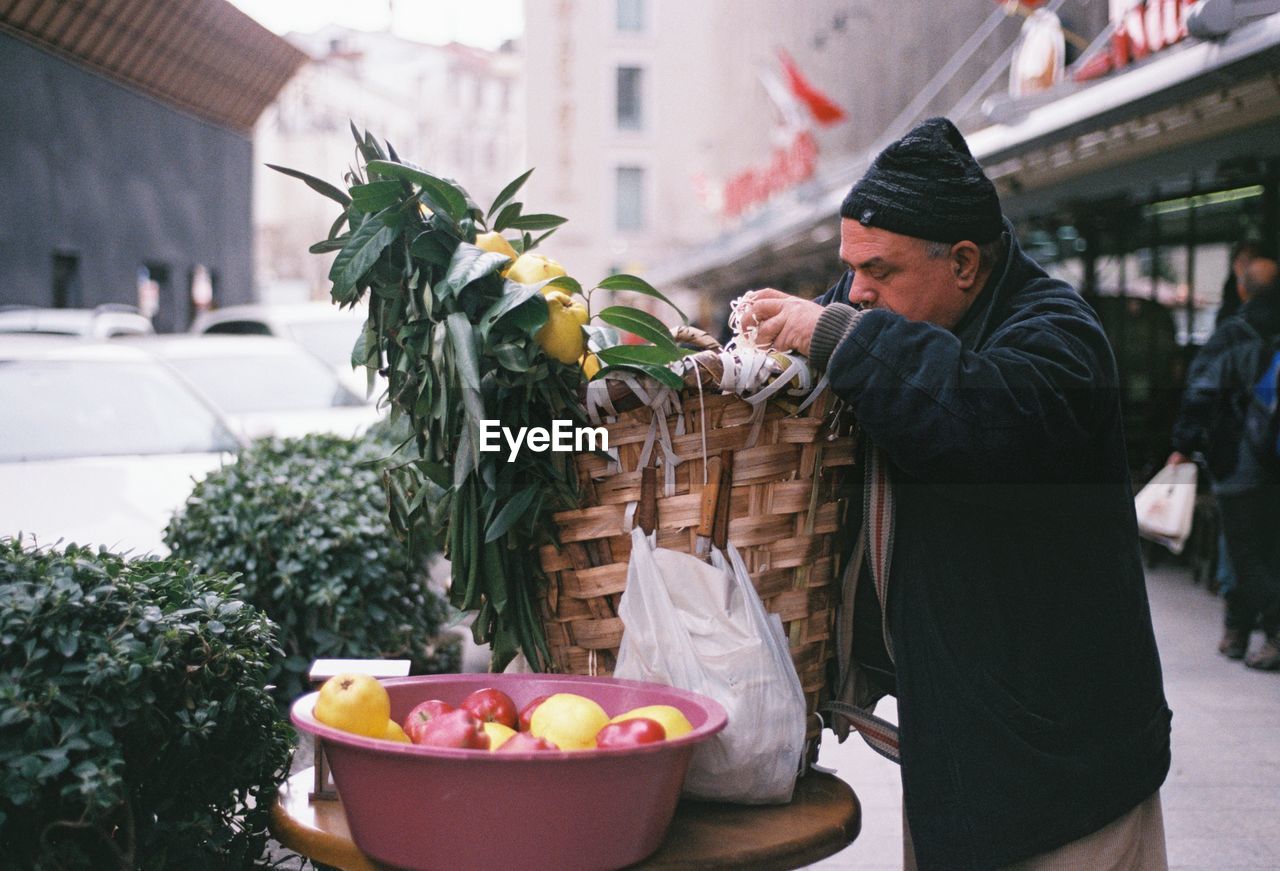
[{"xmin": 841, "ymin": 117, "xmax": 1003, "ymax": 245}]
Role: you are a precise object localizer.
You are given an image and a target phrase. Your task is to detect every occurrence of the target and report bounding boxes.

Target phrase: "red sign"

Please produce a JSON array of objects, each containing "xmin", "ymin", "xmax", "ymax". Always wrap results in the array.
[
  {"xmin": 720, "ymin": 130, "xmax": 819, "ymax": 220},
  {"xmin": 1075, "ymin": 0, "xmax": 1190, "ymax": 82}
]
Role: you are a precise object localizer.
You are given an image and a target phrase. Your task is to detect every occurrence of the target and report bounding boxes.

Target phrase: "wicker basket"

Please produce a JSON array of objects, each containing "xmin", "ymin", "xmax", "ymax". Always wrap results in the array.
[{"xmin": 536, "ymin": 344, "xmax": 855, "ymax": 743}]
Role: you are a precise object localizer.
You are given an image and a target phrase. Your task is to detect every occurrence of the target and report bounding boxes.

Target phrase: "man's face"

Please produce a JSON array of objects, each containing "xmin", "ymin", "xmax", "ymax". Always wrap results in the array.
[{"xmin": 838, "ymin": 219, "xmax": 979, "ymax": 330}]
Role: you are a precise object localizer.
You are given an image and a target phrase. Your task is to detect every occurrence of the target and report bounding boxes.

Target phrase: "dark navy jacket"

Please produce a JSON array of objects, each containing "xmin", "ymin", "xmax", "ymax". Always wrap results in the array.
[
  {"xmin": 812, "ymin": 224, "xmax": 1172, "ymax": 869},
  {"xmin": 1171, "ymin": 291, "xmax": 1280, "ymax": 494}
]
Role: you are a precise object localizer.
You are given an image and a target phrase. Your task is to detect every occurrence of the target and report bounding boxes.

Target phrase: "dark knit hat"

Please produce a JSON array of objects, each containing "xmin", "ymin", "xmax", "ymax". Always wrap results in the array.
[{"xmin": 841, "ymin": 117, "xmax": 1003, "ymax": 245}]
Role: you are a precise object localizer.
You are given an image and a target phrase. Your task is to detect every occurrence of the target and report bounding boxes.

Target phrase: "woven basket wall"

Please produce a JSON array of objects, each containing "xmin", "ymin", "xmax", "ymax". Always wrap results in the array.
[{"xmin": 536, "ymin": 384, "xmax": 854, "ymax": 742}]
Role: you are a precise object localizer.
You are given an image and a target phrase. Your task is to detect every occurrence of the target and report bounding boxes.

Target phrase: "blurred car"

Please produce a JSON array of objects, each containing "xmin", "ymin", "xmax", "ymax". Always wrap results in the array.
[
  {"xmin": 0, "ymin": 335, "xmax": 241, "ymax": 555},
  {"xmin": 122, "ymin": 334, "xmax": 381, "ymax": 440},
  {"xmin": 0, "ymin": 304, "xmax": 155, "ymax": 338},
  {"xmin": 189, "ymin": 302, "xmax": 381, "ymax": 401}
]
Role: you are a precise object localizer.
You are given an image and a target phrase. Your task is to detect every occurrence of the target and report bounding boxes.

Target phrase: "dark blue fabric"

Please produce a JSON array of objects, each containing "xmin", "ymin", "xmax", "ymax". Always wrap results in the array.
[
  {"xmin": 817, "ymin": 224, "xmax": 1171, "ymax": 869},
  {"xmin": 1171, "ymin": 293, "xmax": 1280, "ymax": 493}
]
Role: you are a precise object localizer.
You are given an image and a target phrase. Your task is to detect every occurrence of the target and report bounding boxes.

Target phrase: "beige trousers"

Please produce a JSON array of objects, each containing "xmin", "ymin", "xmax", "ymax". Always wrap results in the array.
[{"xmin": 904, "ymin": 790, "xmax": 1167, "ymax": 871}]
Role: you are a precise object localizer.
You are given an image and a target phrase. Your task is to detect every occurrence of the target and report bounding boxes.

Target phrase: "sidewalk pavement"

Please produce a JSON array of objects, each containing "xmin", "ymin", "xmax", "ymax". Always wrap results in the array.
[{"xmin": 809, "ymin": 563, "xmax": 1280, "ymax": 870}]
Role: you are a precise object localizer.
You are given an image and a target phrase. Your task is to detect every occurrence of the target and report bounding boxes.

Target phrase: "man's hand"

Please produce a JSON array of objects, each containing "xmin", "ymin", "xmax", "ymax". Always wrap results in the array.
[
  {"xmin": 745, "ymin": 289, "xmax": 824, "ymax": 357},
  {"xmin": 1166, "ymin": 451, "xmax": 1191, "ymax": 466}
]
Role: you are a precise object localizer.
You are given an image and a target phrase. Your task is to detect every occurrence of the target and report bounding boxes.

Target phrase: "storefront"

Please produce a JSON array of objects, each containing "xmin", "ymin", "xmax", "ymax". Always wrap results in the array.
[
  {"xmin": 969, "ymin": 9, "xmax": 1280, "ymax": 470},
  {"xmin": 654, "ymin": 8, "xmax": 1280, "ymax": 472}
]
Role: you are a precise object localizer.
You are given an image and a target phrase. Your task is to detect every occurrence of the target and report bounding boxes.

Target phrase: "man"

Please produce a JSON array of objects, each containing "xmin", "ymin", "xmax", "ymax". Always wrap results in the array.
[
  {"xmin": 1214, "ymin": 240, "xmax": 1264, "ymax": 328},
  {"xmin": 1169, "ymin": 255, "xmax": 1280, "ymax": 670},
  {"xmin": 748, "ymin": 118, "xmax": 1171, "ymax": 870}
]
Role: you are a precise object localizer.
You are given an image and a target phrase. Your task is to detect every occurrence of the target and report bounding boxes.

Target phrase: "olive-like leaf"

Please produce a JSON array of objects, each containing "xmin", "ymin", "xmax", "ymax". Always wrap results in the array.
[
  {"xmin": 491, "ymin": 342, "xmax": 530, "ymax": 372},
  {"xmin": 444, "ymin": 243, "xmax": 510, "ymax": 296},
  {"xmin": 329, "ymin": 212, "xmax": 397, "ymax": 299},
  {"xmin": 504, "ymin": 213, "xmax": 568, "ymax": 232},
  {"xmin": 596, "ymin": 344, "xmax": 682, "ymax": 367},
  {"xmin": 596, "ymin": 274, "xmax": 688, "ymax": 323},
  {"xmin": 492, "ymin": 201, "xmax": 522, "ymax": 232},
  {"xmin": 480, "ymin": 283, "xmax": 546, "ymax": 337},
  {"xmin": 487, "ymin": 168, "xmax": 534, "ymax": 221},
  {"xmin": 266, "ymin": 164, "xmax": 352, "ymax": 207},
  {"xmin": 545, "ymin": 276, "xmax": 583, "ymax": 298},
  {"xmin": 485, "ymin": 485, "xmax": 539, "ymax": 543},
  {"xmin": 410, "ymin": 230, "xmax": 454, "ymax": 267},
  {"xmin": 367, "ymin": 160, "xmax": 468, "ymax": 222},
  {"xmin": 350, "ymin": 180, "xmax": 402, "ymax": 213},
  {"xmin": 595, "ymin": 306, "xmax": 677, "ymax": 354},
  {"xmin": 584, "ymin": 324, "xmax": 621, "ymax": 352},
  {"xmin": 593, "ymin": 363, "xmax": 685, "ymax": 390}
]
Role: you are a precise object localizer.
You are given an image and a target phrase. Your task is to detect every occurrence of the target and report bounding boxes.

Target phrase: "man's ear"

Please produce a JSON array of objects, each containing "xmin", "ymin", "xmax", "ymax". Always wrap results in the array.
[{"xmin": 951, "ymin": 241, "xmax": 982, "ymax": 290}]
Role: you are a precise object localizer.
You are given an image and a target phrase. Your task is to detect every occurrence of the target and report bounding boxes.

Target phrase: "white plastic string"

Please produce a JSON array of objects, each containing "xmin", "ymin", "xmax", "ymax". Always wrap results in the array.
[{"xmin": 727, "ymin": 295, "xmax": 760, "ymax": 351}]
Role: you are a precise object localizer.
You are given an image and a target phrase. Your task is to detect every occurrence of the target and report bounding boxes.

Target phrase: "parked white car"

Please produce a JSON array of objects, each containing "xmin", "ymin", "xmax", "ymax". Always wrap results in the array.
[
  {"xmin": 0, "ymin": 304, "xmax": 154, "ymax": 338},
  {"xmin": 189, "ymin": 302, "xmax": 381, "ymax": 401},
  {"xmin": 0, "ymin": 336, "xmax": 241, "ymax": 555},
  {"xmin": 122, "ymin": 334, "xmax": 381, "ymax": 440}
]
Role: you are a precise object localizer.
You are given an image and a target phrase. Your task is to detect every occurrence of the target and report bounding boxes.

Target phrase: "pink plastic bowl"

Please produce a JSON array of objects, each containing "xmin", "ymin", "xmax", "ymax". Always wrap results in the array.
[{"xmin": 291, "ymin": 673, "xmax": 728, "ymax": 871}]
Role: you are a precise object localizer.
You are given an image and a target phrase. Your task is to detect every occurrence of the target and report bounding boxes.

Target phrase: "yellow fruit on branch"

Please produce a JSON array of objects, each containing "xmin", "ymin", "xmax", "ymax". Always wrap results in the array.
[
  {"xmin": 581, "ymin": 352, "xmax": 601, "ymax": 379},
  {"xmin": 507, "ymin": 252, "xmax": 566, "ymax": 285},
  {"xmin": 536, "ymin": 290, "xmax": 588, "ymax": 364},
  {"xmin": 474, "ymin": 231, "xmax": 518, "ymax": 274}
]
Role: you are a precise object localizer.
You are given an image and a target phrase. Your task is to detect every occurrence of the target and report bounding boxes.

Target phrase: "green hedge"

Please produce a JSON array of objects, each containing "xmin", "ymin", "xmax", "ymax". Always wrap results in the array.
[
  {"xmin": 0, "ymin": 540, "xmax": 293, "ymax": 870},
  {"xmin": 164, "ymin": 433, "xmax": 458, "ymax": 704}
]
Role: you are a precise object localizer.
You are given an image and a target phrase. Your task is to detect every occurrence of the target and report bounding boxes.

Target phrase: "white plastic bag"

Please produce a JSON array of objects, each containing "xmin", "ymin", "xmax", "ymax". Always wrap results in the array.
[
  {"xmin": 1134, "ymin": 463, "xmax": 1197, "ymax": 554},
  {"xmin": 613, "ymin": 526, "xmax": 807, "ymax": 804}
]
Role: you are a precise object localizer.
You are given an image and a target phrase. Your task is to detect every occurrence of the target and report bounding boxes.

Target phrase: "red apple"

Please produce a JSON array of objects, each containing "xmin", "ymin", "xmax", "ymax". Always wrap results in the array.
[
  {"xmin": 595, "ymin": 717, "xmax": 666, "ymax": 749},
  {"xmin": 460, "ymin": 687, "xmax": 518, "ymax": 730},
  {"xmin": 518, "ymin": 695, "xmax": 550, "ymax": 732},
  {"xmin": 494, "ymin": 731, "xmax": 557, "ymax": 753},
  {"xmin": 412, "ymin": 708, "xmax": 490, "ymax": 750},
  {"xmin": 403, "ymin": 699, "xmax": 455, "ymax": 744}
]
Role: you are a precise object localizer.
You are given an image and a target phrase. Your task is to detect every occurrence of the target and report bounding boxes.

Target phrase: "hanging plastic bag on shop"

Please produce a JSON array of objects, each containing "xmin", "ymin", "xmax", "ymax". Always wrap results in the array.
[
  {"xmin": 1134, "ymin": 462, "xmax": 1198, "ymax": 554},
  {"xmin": 613, "ymin": 519, "xmax": 807, "ymax": 804}
]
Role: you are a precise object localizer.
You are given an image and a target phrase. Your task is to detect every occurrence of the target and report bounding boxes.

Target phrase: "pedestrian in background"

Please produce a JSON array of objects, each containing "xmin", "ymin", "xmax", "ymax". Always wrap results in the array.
[
  {"xmin": 1211, "ymin": 241, "xmax": 1263, "ymax": 596},
  {"xmin": 1169, "ymin": 254, "xmax": 1280, "ymax": 670}
]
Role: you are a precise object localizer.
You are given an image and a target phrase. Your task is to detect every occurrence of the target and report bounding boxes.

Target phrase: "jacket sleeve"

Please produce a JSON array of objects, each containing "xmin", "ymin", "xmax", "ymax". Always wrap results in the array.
[
  {"xmin": 1169, "ymin": 320, "xmax": 1249, "ymax": 457},
  {"xmin": 824, "ymin": 296, "xmax": 1117, "ymax": 486}
]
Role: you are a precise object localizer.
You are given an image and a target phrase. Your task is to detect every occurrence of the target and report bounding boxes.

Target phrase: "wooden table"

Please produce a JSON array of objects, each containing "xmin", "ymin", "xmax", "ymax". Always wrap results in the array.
[{"xmin": 271, "ymin": 767, "xmax": 860, "ymax": 870}]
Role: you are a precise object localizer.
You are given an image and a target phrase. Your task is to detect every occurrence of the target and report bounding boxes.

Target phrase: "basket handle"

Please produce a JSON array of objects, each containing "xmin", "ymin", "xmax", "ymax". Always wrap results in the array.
[
  {"xmin": 670, "ymin": 324, "xmax": 723, "ymax": 352},
  {"xmin": 711, "ymin": 451, "xmax": 734, "ymax": 550},
  {"xmin": 637, "ymin": 464, "xmax": 658, "ymax": 535}
]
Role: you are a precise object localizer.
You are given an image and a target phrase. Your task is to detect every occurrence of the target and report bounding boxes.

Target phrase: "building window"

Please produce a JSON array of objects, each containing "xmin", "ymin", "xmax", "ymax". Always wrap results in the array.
[
  {"xmin": 616, "ymin": 166, "xmax": 645, "ymax": 231},
  {"xmin": 52, "ymin": 251, "xmax": 81, "ymax": 309},
  {"xmin": 617, "ymin": 0, "xmax": 645, "ymax": 31},
  {"xmin": 616, "ymin": 66, "xmax": 643, "ymax": 130}
]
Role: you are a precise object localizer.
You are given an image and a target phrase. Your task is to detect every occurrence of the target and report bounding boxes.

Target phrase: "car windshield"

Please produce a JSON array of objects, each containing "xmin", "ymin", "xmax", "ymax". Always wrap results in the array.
[
  {"xmin": 0, "ymin": 360, "xmax": 240, "ymax": 461},
  {"xmin": 166, "ymin": 351, "xmax": 362, "ymax": 414},
  {"xmin": 288, "ymin": 319, "xmax": 363, "ymax": 369}
]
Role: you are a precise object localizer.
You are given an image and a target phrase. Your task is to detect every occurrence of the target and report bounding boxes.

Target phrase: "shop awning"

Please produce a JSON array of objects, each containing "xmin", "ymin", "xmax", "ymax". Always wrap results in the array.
[
  {"xmin": 0, "ymin": 0, "xmax": 308, "ymax": 134},
  {"xmin": 651, "ymin": 12, "xmax": 1280, "ymax": 294}
]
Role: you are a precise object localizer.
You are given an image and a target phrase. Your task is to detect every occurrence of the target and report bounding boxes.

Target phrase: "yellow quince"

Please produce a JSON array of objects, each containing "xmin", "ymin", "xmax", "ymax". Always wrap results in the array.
[
  {"xmin": 474, "ymin": 231, "xmax": 518, "ymax": 274},
  {"xmin": 537, "ymin": 290, "xmax": 588, "ymax": 364},
  {"xmin": 507, "ymin": 252, "xmax": 567, "ymax": 285}
]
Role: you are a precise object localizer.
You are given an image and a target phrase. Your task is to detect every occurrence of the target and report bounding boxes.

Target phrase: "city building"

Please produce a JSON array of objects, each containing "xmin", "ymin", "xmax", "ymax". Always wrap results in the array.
[
  {"xmin": 253, "ymin": 27, "xmax": 525, "ymax": 302},
  {"xmin": 0, "ymin": 0, "xmax": 305, "ymax": 331},
  {"xmin": 521, "ymin": 0, "xmax": 1106, "ymax": 330}
]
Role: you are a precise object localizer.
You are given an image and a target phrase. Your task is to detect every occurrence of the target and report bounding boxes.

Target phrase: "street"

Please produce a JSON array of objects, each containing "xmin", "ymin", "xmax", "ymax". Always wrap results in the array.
[{"xmin": 811, "ymin": 563, "xmax": 1280, "ymax": 870}]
